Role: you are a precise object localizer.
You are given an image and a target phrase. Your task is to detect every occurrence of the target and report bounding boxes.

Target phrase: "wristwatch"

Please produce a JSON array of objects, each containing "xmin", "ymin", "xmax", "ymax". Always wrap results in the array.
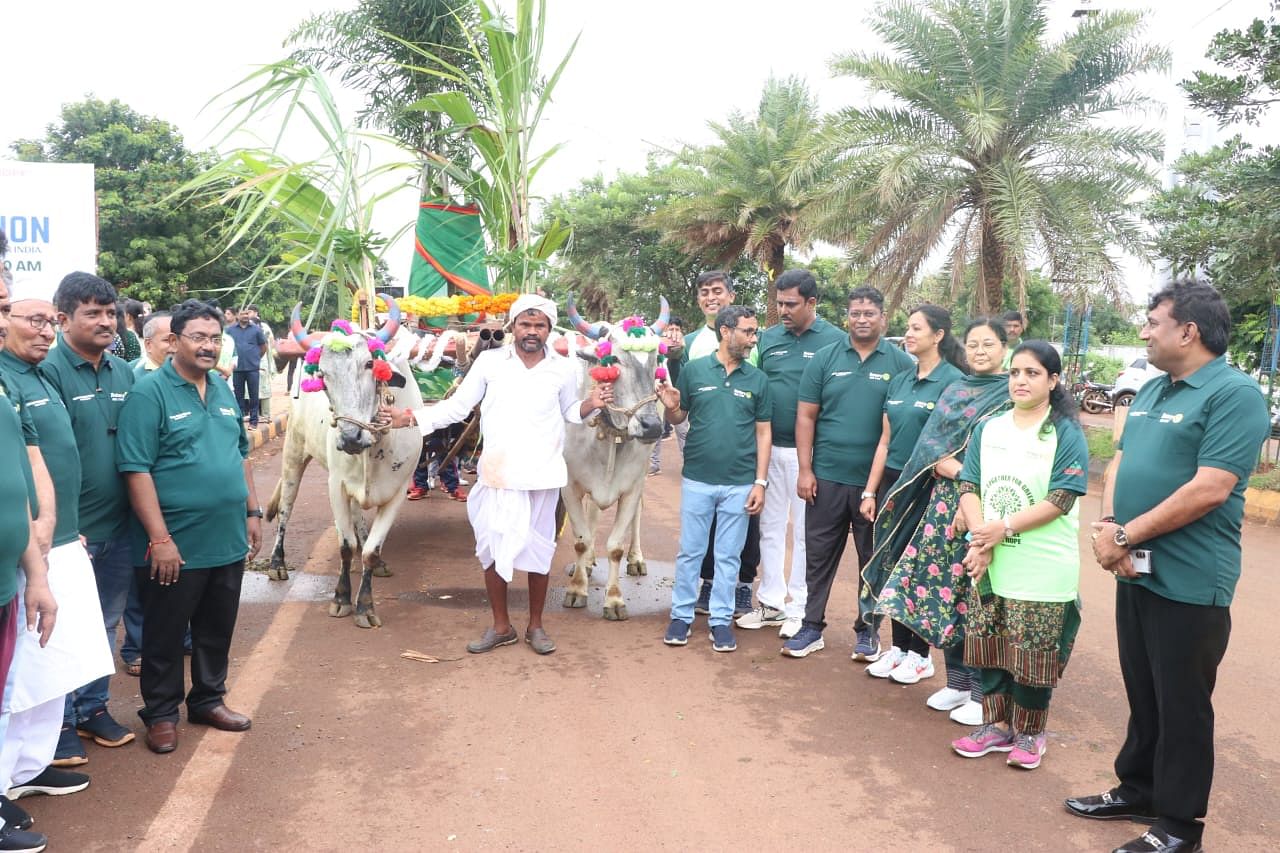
[
  {"xmin": 1113, "ymin": 525, "xmax": 1130, "ymax": 548},
  {"xmin": 247, "ymin": 507, "xmax": 264, "ymax": 519},
  {"xmin": 861, "ymin": 491, "xmax": 875, "ymax": 500},
  {"xmin": 754, "ymin": 479, "xmax": 768, "ymax": 489}
]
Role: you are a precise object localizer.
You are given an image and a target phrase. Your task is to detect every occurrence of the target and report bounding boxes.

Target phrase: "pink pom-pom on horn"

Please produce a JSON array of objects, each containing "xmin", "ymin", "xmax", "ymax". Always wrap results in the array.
[{"xmin": 367, "ymin": 338, "xmax": 385, "ymax": 353}]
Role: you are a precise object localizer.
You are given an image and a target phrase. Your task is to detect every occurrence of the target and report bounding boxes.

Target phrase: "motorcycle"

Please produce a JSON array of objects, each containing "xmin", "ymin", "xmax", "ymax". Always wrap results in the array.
[{"xmin": 1076, "ymin": 371, "xmax": 1117, "ymax": 414}]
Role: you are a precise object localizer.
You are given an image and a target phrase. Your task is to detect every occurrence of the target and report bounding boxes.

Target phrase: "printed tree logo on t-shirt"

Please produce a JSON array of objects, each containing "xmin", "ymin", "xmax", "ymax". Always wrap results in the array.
[{"xmin": 984, "ymin": 474, "xmax": 1035, "ymax": 546}]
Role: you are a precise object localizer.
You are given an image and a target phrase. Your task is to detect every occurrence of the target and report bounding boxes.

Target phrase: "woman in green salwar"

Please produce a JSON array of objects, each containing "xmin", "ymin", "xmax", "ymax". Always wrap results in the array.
[{"xmin": 950, "ymin": 340, "xmax": 1088, "ymax": 771}]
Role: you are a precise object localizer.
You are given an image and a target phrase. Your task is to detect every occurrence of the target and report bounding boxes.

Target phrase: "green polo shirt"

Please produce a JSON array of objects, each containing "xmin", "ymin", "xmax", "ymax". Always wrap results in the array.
[
  {"xmin": 884, "ymin": 361, "xmax": 966, "ymax": 470},
  {"xmin": 798, "ymin": 337, "xmax": 914, "ymax": 486},
  {"xmin": 681, "ymin": 325, "xmax": 758, "ymax": 367},
  {"xmin": 0, "ymin": 351, "xmax": 83, "ymax": 547},
  {"xmin": 39, "ymin": 342, "xmax": 134, "ymax": 541},
  {"xmin": 0, "ymin": 391, "xmax": 32, "ymax": 604},
  {"xmin": 116, "ymin": 361, "xmax": 251, "ymax": 570},
  {"xmin": 0, "ymin": 369, "xmax": 39, "ymax": 522},
  {"xmin": 675, "ymin": 354, "xmax": 772, "ymax": 486},
  {"xmin": 756, "ymin": 317, "xmax": 847, "ymax": 448},
  {"xmin": 1114, "ymin": 357, "xmax": 1269, "ymax": 606}
]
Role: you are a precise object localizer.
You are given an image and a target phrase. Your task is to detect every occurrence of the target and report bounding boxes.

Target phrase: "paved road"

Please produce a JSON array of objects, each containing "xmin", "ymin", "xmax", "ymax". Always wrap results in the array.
[{"xmin": 26, "ymin": 437, "xmax": 1279, "ymax": 851}]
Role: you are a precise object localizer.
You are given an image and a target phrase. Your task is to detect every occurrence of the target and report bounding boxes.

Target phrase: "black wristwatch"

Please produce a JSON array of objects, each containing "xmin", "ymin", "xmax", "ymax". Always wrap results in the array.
[{"xmin": 247, "ymin": 507, "xmax": 264, "ymax": 519}]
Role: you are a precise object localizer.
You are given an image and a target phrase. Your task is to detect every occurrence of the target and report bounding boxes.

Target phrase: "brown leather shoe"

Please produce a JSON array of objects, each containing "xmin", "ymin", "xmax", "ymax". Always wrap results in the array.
[
  {"xmin": 145, "ymin": 721, "xmax": 178, "ymax": 754},
  {"xmin": 188, "ymin": 705, "xmax": 251, "ymax": 732}
]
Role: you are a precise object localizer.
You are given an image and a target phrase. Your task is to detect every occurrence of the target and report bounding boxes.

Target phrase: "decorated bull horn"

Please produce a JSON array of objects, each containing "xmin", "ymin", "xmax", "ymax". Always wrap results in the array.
[
  {"xmin": 375, "ymin": 293, "xmax": 401, "ymax": 344},
  {"xmin": 649, "ymin": 296, "xmax": 670, "ymax": 335},
  {"xmin": 566, "ymin": 292, "xmax": 604, "ymax": 340},
  {"xmin": 290, "ymin": 302, "xmax": 326, "ymax": 349}
]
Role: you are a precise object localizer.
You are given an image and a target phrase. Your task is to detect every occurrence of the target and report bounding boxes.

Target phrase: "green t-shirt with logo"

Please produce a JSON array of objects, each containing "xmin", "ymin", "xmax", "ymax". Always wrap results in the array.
[
  {"xmin": 1114, "ymin": 357, "xmax": 1269, "ymax": 606},
  {"xmin": 756, "ymin": 317, "xmax": 847, "ymax": 448},
  {"xmin": 883, "ymin": 361, "xmax": 965, "ymax": 470},
  {"xmin": 0, "ymin": 379, "xmax": 34, "ymax": 604},
  {"xmin": 115, "ymin": 361, "xmax": 251, "ymax": 570},
  {"xmin": 0, "ymin": 351, "xmax": 83, "ymax": 547},
  {"xmin": 798, "ymin": 337, "xmax": 914, "ymax": 486},
  {"xmin": 675, "ymin": 354, "xmax": 772, "ymax": 486},
  {"xmin": 39, "ymin": 341, "xmax": 134, "ymax": 541}
]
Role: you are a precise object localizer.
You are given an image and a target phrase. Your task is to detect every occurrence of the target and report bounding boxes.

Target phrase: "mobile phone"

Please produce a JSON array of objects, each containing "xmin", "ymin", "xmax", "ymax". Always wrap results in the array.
[{"xmin": 1131, "ymin": 549, "xmax": 1152, "ymax": 575}]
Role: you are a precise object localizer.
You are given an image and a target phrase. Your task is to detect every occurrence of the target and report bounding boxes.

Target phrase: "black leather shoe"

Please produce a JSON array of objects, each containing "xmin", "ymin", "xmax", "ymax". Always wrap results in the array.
[
  {"xmin": 1112, "ymin": 827, "xmax": 1202, "ymax": 852},
  {"xmin": 1064, "ymin": 790, "xmax": 1157, "ymax": 823}
]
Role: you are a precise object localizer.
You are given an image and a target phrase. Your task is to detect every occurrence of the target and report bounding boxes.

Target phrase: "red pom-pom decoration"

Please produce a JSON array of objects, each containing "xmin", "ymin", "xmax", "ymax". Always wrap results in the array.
[
  {"xmin": 654, "ymin": 366, "xmax": 668, "ymax": 381},
  {"xmin": 589, "ymin": 365, "xmax": 621, "ymax": 382},
  {"xmin": 372, "ymin": 360, "xmax": 393, "ymax": 382}
]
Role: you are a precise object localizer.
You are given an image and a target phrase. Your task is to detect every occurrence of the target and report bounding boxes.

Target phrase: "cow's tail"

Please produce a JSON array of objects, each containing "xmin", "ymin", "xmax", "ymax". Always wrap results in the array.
[{"xmin": 266, "ymin": 477, "xmax": 283, "ymax": 522}]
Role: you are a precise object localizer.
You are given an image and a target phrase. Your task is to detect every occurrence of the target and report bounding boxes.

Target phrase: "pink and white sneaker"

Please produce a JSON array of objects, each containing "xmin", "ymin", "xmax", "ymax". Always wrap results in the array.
[
  {"xmin": 951, "ymin": 724, "xmax": 1015, "ymax": 758},
  {"xmin": 1007, "ymin": 732, "xmax": 1047, "ymax": 769}
]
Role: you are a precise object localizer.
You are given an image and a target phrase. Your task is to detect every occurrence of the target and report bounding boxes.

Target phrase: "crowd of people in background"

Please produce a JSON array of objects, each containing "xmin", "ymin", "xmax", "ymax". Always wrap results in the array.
[{"xmin": 0, "ymin": 214, "xmax": 1271, "ymax": 852}]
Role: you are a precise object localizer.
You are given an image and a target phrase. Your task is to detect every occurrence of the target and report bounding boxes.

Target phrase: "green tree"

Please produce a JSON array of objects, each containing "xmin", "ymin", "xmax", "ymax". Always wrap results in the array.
[
  {"xmin": 806, "ymin": 0, "xmax": 1166, "ymax": 314},
  {"xmin": 1183, "ymin": 1, "xmax": 1280, "ymax": 125},
  {"xmin": 288, "ymin": 0, "xmax": 483, "ymax": 194},
  {"xmin": 540, "ymin": 163, "xmax": 765, "ymax": 324},
  {"xmin": 10, "ymin": 98, "xmax": 257, "ymax": 308},
  {"xmin": 650, "ymin": 76, "xmax": 825, "ymax": 325}
]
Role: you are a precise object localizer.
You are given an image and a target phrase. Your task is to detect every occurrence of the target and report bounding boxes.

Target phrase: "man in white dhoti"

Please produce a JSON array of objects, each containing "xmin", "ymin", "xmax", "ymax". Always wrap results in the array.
[
  {"xmin": 0, "ymin": 276, "xmax": 114, "ymax": 834},
  {"xmin": 380, "ymin": 295, "xmax": 611, "ymax": 655}
]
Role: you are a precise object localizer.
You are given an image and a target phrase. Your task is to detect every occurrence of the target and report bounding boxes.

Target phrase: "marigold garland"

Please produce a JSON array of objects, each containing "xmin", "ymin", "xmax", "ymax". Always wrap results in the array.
[{"xmin": 350, "ymin": 293, "xmax": 521, "ymax": 321}]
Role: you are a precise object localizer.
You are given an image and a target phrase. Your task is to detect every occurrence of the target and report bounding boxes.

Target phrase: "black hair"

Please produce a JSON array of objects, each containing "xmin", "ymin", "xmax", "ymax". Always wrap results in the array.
[
  {"xmin": 963, "ymin": 316, "xmax": 1009, "ymax": 344},
  {"xmin": 910, "ymin": 303, "xmax": 967, "ymax": 372},
  {"xmin": 54, "ymin": 272, "xmax": 117, "ymax": 316},
  {"xmin": 775, "ymin": 269, "xmax": 818, "ymax": 301},
  {"xmin": 0, "ymin": 229, "xmax": 8, "ymax": 258},
  {"xmin": 715, "ymin": 305, "xmax": 756, "ymax": 334},
  {"xmin": 247, "ymin": 304, "xmax": 259, "ymax": 313},
  {"xmin": 696, "ymin": 270, "xmax": 734, "ymax": 293},
  {"xmin": 1010, "ymin": 340, "xmax": 1078, "ymax": 429},
  {"xmin": 1001, "ymin": 310, "xmax": 1025, "ymax": 324},
  {"xmin": 847, "ymin": 286, "xmax": 885, "ymax": 310},
  {"xmin": 667, "ymin": 315, "xmax": 686, "ymax": 330},
  {"xmin": 1148, "ymin": 281, "xmax": 1230, "ymax": 356},
  {"xmin": 170, "ymin": 299, "xmax": 224, "ymax": 338}
]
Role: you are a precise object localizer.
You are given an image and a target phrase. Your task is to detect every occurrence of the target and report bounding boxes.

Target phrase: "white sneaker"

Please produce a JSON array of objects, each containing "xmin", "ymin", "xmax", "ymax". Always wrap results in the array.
[
  {"xmin": 889, "ymin": 650, "xmax": 935, "ymax": 684},
  {"xmin": 926, "ymin": 686, "xmax": 970, "ymax": 711},
  {"xmin": 865, "ymin": 646, "xmax": 904, "ymax": 678},
  {"xmin": 778, "ymin": 617, "xmax": 802, "ymax": 639},
  {"xmin": 736, "ymin": 604, "xmax": 786, "ymax": 630},
  {"xmin": 950, "ymin": 699, "xmax": 984, "ymax": 726}
]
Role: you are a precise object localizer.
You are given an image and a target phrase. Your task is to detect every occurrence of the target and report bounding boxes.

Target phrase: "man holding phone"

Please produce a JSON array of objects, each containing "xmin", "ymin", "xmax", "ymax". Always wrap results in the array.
[{"xmin": 1073, "ymin": 282, "xmax": 1270, "ymax": 853}]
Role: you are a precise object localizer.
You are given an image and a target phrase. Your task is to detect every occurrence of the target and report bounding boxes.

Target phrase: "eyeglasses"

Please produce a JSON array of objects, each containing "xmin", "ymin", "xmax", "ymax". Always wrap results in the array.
[
  {"xmin": 847, "ymin": 310, "xmax": 881, "ymax": 320},
  {"xmin": 9, "ymin": 313, "xmax": 55, "ymax": 331},
  {"xmin": 178, "ymin": 333, "xmax": 221, "ymax": 346},
  {"xmin": 965, "ymin": 340, "xmax": 1002, "ymax": 351}
]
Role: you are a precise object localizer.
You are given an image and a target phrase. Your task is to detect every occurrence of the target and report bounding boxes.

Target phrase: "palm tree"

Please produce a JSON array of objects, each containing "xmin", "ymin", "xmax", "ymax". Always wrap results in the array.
[
  {"xmin": 651, "ymin": 76, "xmax": 825, "ymax": 324},
  {"xmin": 806, "ymin": 0, "xmax": 1167, "ymax": 313}
]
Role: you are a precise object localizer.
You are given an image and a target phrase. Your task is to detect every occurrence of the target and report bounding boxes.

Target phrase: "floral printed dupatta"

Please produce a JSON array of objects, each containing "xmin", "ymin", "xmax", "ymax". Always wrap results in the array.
[{"xmin": 858, "ymin": 374, "xmax": 1010, "ymax": 646}]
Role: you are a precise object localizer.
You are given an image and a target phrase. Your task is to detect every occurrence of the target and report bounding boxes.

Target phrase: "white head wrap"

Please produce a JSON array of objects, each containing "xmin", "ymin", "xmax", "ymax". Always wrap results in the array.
[
  {"xmin": 6, "ymin": 275, "xmax": 57, "ymax": 305},
  {"xmin": 505, "ymin": 294, "xmax": 557, "ymax": 329}
]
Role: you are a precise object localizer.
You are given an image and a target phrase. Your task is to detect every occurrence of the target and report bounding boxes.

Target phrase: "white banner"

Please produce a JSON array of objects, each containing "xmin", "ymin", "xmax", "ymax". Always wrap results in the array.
[{"xmin": 0, "ymin": 162, "xmax": 97, "ymax": 299}]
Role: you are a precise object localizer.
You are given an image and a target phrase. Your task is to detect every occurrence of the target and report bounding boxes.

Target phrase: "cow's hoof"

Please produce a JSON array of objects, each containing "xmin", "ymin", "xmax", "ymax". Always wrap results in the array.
[
  {"xmin": 603, "ymin": 603, "xmax": 629, "ymax": 621},
  {"xmin": 354, "ymin": 612, "xmax": 382, "ymax": 629},
  {"xmin": 562, "ymin": 591, "xmax": 588, "ymax": 608},
  {"xmin": 329, "ymin": 602, "xmax": 353, "ymax": 618},
  {"xmin": 371, "ymin": 564, "xmax": 392, "ymax": 578},
  {"xmin": 626, "ymin": 560, "xmax": 647, "ymax": 577},
  {"xmin": 267, "ymin": 565, "xmax": 290, "ymax": 581}
]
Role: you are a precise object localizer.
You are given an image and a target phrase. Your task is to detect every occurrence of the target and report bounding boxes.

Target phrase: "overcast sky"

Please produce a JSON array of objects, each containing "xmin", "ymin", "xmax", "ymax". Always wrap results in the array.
[{"xmin": 5, "ymin": 0, "xmax": 1273, "ymax": 294}]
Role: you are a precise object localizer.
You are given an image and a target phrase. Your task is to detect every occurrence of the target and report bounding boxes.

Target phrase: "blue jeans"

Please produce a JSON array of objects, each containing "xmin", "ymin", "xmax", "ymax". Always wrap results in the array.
[
  {"xmin": 64, "ymin": 535, "xmax": 133, "ymax": 725},
  {"xmin": 671, "ymin": 479, "xmax": 752, "ymax": 627},
  {"xmin": 121, "ymin": 572, "xmax": 144, "ymax": 663}
]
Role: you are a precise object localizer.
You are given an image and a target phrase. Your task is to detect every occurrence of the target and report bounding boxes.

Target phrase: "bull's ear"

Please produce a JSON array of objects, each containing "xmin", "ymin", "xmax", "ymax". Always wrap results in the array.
[
  {"xmin": 575, "ymin": 350, "xmax": 599, "ymax": 364},
  {"xmin": 386, "ymin": 369, "xmax": 408, "ymax": 389}
]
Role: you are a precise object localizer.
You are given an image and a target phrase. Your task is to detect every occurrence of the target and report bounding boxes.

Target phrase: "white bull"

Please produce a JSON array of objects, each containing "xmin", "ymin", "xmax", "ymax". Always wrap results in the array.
[
  {"xmin": 265, "ymin": 296, "xmax": 423, "ymax": 628},
  {"xmin": 560, "ymin": 295, "xmax": 668, "ymax": 620}
]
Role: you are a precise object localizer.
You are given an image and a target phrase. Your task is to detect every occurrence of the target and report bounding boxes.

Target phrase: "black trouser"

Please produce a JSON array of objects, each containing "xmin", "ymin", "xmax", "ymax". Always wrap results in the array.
[
  {"xmin": 233, "ymin": 370, "xmax": 261, "ymax": 424},
  {"xmin": 136, "ymin": 561, "xmax": 245, "ymax": 725},
  {"xmin": 803, "ymin": 478, "xmax": 881, "ymax": 632},
  {"xmin": 700, "ymin": 512, "xmax": 760, "ymax": 583},
  {"xmin": 1114, "ymin": 582, "xmax": 1230, "ymax": 844}
]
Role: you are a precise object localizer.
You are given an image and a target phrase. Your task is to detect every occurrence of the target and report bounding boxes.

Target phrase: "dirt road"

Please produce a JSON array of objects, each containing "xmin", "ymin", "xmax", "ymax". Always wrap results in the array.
[{"xmin": 26, "ymin": 438, "xmax": 1280, "ymax": 851}]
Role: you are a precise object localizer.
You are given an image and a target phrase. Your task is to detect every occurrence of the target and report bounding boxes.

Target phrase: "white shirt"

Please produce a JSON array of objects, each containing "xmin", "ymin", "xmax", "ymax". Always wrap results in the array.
[{"xmin": 413, "ymin": 344, "xmax": 585, "ymax": 491}]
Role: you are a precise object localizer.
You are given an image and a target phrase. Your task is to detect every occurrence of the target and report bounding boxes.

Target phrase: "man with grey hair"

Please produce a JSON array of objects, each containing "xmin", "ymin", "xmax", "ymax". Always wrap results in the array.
[
  {"xmin": 379, "ymin": 295, "xmax": 613, "ymax": 656},
  {"xmin": 133, "ymin": 312, "xmax": 173, "ymax": 376}
]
